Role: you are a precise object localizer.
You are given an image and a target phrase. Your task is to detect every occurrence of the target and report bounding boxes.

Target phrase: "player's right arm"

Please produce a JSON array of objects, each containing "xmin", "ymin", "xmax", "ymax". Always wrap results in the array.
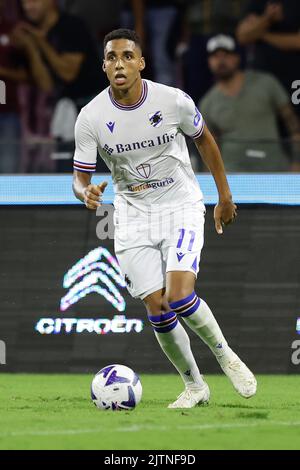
[
  {"xmin": 72, "ymin": 109, "xmax": 108, "ymax": 210},
  {"xmin": 73, "ymin": 171, "xmax": 107, "ymax": 210}
]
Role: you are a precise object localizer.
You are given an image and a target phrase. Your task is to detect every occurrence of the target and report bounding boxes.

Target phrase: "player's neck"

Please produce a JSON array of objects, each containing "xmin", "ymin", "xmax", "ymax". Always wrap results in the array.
[
  {"xmin": 110, "ymin": 78, "xmax": 143, "ymax": 106},
  {"xmin": 217, "ymin": 71, "xmax": 245, "ymax": 97}
]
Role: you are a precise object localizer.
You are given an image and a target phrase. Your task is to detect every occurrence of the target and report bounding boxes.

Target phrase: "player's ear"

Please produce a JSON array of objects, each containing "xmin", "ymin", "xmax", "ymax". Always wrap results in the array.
[
  {"xmin": 102, "ymin": 60, "xmax": 106, "ymax": 73},
  {"xmin": 139, "ymin": 56, "xmax": 145, "ymax": 72}
]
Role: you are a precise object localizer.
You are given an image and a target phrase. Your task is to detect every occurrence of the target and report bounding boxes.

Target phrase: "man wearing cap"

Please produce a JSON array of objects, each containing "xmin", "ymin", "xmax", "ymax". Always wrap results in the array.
[{"xmin": 200, "ymin": 34, "xmax": 300, "ymax": 172}]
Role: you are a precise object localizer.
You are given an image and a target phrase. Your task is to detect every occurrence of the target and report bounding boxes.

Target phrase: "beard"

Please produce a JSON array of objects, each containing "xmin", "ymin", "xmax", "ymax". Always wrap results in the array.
[{"xmin": 213, "ymin": 66, "xmax": 237, "ymax": 81}]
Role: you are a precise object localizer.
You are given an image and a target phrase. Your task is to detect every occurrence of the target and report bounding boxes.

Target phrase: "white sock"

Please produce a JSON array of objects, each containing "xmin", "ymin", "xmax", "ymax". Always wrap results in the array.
[
  {"xmin": 148, "ymin": 311, "xmax": 205, "ymax": 388},
  {"xmin": 169, "ymin": 292, "xmax": 230, "ymax": 358}
]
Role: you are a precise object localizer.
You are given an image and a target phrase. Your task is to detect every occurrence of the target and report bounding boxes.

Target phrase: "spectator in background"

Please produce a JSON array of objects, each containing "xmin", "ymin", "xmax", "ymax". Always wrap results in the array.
[
  {"xmin": 0, "ymin": 0, "xmax": 22, "ymax": 173},
  {"xmin": 200, "ymin": 35, "xmax": 300, "ymax": 172},
  {"xmin": 181, "ymin": 0, "xmax": 247, "ymax": 104},
  {"xmin": 121, "ymin": 0, "xmax": 184, "ymax": 86},
  {"xmin": 62, "ymin": 0, "xmax": 122, "ymax": 47},
  {"xmin": 236, "ymin": 1, "xmax": 300, "ymax": 103},
  {"xmin": 18, "ymin": 0, "xmax": 101, "ymax": 110},
  {"xmin": 5, "ymin": 0, "xmax": 102, "ymax": 172}
]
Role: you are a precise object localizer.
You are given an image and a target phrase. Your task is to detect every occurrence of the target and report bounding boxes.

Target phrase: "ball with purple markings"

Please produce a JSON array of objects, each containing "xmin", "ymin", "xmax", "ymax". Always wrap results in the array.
[{"xmin": 91, "ymin": 364, "xmax": 142, "ymax": 410}]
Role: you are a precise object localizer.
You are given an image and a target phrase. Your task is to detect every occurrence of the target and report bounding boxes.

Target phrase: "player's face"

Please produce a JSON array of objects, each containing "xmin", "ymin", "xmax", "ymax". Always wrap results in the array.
[
  {"xmin": 208, "ymin": 50, "xmax": 240, "ymax": 80},
  {"xmin": 103, "ymin": 39, "xmax": 145, "ymax": 90},
  {"xmin": 21, "ymin": 0, "xmax": 52, "ymax": 24}
]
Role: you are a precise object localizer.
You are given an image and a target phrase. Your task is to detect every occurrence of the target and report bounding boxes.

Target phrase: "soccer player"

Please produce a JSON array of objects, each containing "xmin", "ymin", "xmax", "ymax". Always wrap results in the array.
[{"xmin": 72, "ymin": 28, "xmax": 257, "ymax": 408}]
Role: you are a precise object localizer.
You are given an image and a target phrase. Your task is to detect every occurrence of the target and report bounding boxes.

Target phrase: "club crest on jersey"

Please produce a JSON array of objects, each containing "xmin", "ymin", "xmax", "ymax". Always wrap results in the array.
[
  {"xmin": 149, "ymin": 111, "xmax": 163, "ymax": 128},
  {"xmin": 136, "ymin": 163, "xmax": 151, "ymax": 179}
]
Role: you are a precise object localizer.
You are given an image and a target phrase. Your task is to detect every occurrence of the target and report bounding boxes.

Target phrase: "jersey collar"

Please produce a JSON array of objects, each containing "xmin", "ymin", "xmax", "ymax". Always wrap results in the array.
[{"xmin": 108, "ymin": 80, "xmax": 148, "ymax": 111}]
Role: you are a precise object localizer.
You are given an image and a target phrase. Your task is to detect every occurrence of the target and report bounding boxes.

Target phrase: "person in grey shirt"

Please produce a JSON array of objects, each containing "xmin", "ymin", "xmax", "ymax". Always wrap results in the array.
[{"xmin": 200, "ymin": 34, "xmax": 300, "ymax": 172}]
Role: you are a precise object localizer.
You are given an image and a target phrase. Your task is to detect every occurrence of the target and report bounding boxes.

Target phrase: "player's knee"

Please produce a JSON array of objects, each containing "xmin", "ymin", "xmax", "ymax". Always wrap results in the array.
[
  {"xmin": 145, "ymin": 293, "xmax": 178, "ymax": 332},
  {"xmin": 167, "ymin": 291, "xmax": 200, "ymax": 318},
  {"xmin": 166, "ymin": 289, "xmax": 194, "ymax": 306},
  {"xmin": 144, "ymin": 301, "xmax": 169, "ymax": 317},
  {"xmin": 143, "ymin": 293, "xmax": 169, "ymax": 316}
]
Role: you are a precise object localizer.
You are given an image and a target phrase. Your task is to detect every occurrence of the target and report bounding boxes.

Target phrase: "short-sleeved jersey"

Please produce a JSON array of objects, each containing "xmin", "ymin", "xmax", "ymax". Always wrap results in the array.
[{"xmin": 74, "ymin": 79, "xmax": 205, "ymax": 211}]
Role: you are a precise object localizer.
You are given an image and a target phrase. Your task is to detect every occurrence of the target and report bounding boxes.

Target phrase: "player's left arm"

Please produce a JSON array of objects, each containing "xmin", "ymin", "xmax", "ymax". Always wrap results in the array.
[
  {"xmin": 177, "ymin": 89, "xmax": 236, "ymax": 234},
  {"xmin": 194, "ymin": 125, "xmax": 237, "ymax": 234}
]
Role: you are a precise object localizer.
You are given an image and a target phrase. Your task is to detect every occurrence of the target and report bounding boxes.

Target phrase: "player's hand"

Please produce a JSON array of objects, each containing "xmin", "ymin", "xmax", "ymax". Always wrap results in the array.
[
  {"xmin": 214, "ymin": 200, "xmax": 237, "ymax": 235},
  {"xmin": 83, "ymin": 181, "xmax": 108, "ymax": 210}
]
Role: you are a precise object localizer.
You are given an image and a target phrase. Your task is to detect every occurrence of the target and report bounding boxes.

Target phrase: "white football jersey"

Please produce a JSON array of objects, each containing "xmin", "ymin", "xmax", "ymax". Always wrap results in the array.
[{"xmin": 74, "ymin": 79, "xmax": 205, "ymax": 212}]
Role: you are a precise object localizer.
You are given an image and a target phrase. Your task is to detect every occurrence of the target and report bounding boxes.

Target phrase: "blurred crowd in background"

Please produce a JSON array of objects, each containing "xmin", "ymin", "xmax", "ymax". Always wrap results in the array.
[{"xmin": 1, "ymin": 0, "xmax": 300, "ymax": 174}]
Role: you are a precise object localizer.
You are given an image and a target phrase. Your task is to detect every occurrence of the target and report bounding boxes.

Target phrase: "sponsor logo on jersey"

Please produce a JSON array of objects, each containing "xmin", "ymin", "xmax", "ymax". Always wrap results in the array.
[
  {"xmin": 136, "ymin": 163, "xmax": 151, "ymax": 179},
  {"xmin": 115, "ymin": 132, "xmax": 177, "ymax": 154},
  {"xmin": 128, "ymin": 177, "xmax": 174, "ymax": 193},
  {"xmin": 149, "ymin": 111, "xmax": 163, "ymax": 128},
  {"xmin": 103, "ymin": 144, "xmax": 114, "ymax": 155}
]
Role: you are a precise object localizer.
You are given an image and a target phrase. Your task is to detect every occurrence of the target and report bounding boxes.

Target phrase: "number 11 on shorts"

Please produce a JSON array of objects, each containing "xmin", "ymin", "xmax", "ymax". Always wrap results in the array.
[{"xmin": 177, "ymin": 229, "xmax": 196, "ymax": 252}]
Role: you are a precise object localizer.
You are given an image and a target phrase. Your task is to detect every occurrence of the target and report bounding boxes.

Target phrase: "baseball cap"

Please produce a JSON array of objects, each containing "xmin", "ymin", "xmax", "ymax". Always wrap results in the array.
[{"xmin": 207, "ymin": 34, "xmax": 237, "ymax": 55}]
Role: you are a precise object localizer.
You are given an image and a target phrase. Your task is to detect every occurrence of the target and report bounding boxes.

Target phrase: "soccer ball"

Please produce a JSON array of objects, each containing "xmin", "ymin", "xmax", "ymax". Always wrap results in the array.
[{"xmin": 91, "ymin": 364, "xmax": 142, "ymax": 411}]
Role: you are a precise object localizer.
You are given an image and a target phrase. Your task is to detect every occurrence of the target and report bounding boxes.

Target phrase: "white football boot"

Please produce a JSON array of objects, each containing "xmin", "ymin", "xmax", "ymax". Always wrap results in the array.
[
  {"xmin": 168, "ymin": 381, "xmax": 210, "ymax": 409},
  {"xmin": 217, "ymin": 349, "xmax": 257, "ymax": 398}
]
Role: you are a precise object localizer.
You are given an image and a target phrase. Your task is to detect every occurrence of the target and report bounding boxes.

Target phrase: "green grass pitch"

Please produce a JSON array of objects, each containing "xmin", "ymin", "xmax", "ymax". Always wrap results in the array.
[{"xmin": 0, "ymin": 374, "xmax": 299, "ymax": 450}]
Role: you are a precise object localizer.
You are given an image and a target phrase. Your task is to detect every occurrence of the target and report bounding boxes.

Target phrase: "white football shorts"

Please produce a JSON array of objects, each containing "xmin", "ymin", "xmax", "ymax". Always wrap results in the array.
[{"xmin": 114, "ymin": 201, "xmax": 206, "ymax": 300}]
